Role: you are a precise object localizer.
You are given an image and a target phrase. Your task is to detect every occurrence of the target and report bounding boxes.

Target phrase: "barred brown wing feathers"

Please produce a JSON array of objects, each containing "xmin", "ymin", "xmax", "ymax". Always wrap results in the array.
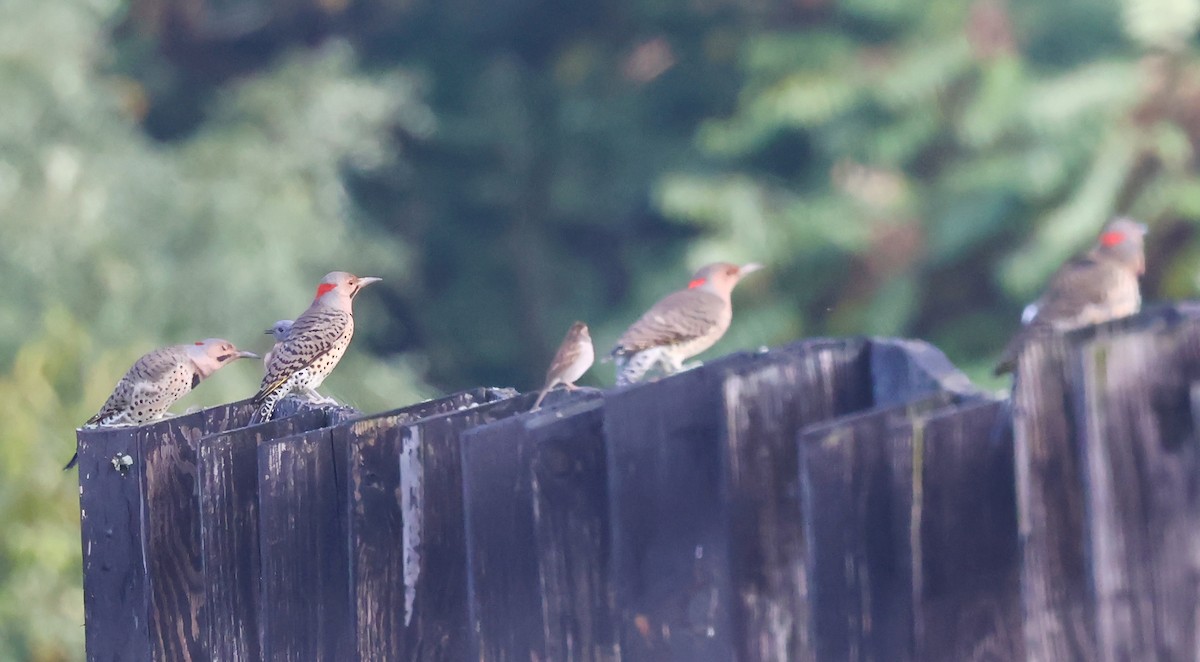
[
  {"xmin": 994, "ymin": 255, "xmax": 1129, "ymax": 375},
  {"xmin": 613, "ymin": 289, "xmax": 725, "ymax": 354},
  {"xmin": 86, "ymin": 380, "xmax": 131, "ymax": 424},
  {"xmin": 86, "ymin": 346, "xmax": 183, "ymax": 423},
  {"xmin": 254, "ymin": 308, "xmax": 352, "ymax": 402}
]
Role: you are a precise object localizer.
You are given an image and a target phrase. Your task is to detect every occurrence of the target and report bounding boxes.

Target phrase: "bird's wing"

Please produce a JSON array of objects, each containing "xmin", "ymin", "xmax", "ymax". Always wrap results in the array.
[
  {"xmin": 995, "ymin": 255, "xmax": 1122, "ymax": 374},
  {"xmin": 86, "ymin": 379, "xmax": 131, "ymax": 425},
  {"xmin": 545, "ymin": 339, "xmax": 589, "ymax": 384},
  {"xmin": 253, "ymin": 308, "xmax": 351, "ymax": 402},
  {"xmin": 85, "ymin": 348, "xmax": 182, "ymax": 424},
  {"xmin": 611, "ymin": 289, "xmax": 725, "ymax": 355},
  {"xmin": 1027, "ymin": 255, "xmax": 1123, "ymax": 328}
]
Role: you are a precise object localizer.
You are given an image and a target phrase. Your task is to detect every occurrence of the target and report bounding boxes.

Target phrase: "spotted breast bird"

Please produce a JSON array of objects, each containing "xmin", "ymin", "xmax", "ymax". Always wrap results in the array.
[
  {"xmin": 251, "ymin": 271, "xmax": 381, "ymax": 422},
  {"xmin": 68, "ymin": 338, "xmax": 258, "ymax": 469}
]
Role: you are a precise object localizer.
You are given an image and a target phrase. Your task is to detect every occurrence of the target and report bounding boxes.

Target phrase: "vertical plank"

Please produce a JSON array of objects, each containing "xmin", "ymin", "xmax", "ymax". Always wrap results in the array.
[
  {"xmin": 603, "ymin": 363, "xmax": 735, "ymax": 661},
  {"xmin": 143, "ymin": 403, "xmax": 257, "ymax": 660},
  {"xmin": 198, "ymin": 408, "xmax": 328, "ymax": 662},
  {"xmin": 344, "ymin": 388, "xmax": 533, "ymax": 660},
  {"xmin": 401, "ymin": 391, "xmax": 542, "ymax": 659},
  {"xmin": 1076, "ymin": 321, "xmax": 1200, "ymax": 661},
  {"xmin": 1011, "ymin": 336, "xmax": 1095, "ymax": 661},
  {"xmin": 904, "ymin": 400, "xmax": 1022, "ymax": 661},
  {"xmin": 721, "ymin": 340, "xmax": 871, "ymax": 662},
  {"xmin": 258, "ymin": 427, "xmax": 346, "ymax": 662},
  {"xmin": 77, "ymin": 426, "xmax": 151, "ymax": 662},
  {"xmin": 798, "ymin": 395, "xmax": 951, "ymax": 662},
  {"xmin": 77, "ymin": 401, "xmax": 256, "ymax": 662},
  {"xmin": 345, "ymin": 389, "xmax": 509, "ymax": 660},
  {"xmin": 462, "ymin": 395, "xmax": 615, "ymax": 661}
]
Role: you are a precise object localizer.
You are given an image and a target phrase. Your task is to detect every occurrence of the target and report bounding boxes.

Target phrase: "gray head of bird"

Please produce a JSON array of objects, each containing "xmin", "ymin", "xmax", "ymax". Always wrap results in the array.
[
  {"xmin": 687, "ymin": 262, "xmax": 764, "ymax": 297},
  {"xmin": 313, "ymin": 271, "xmax": 383, "ymax": 304},
  {"xmin": 186, "ymin": 339, "xmax": 259, "ymax": 378},
  {"xmin": 264, "ymin": 320, "xmax": 294, "ymax": 341},
  {"xmin": 1093, "ymin": 218, "xmax": 1148, "ymax": 274}
]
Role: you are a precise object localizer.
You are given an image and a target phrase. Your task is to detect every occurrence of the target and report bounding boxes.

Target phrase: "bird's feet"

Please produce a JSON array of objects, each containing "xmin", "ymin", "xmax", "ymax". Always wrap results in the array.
[{"xmin": 302, "ymin": 388, "xmax": 341, "ymax": 407}]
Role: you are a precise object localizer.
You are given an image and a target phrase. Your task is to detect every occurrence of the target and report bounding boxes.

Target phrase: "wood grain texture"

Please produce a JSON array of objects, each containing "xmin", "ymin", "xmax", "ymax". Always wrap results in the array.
[
  {"xmin": 904, "ymin": 400, "xmax": 1022, "ymax": 662},
  {"xmin": 399, "ymin": 390, "xmax": 542, "ymax": 660},
  {"xmin": 198, "ymin": 408, "xmax": 328, "ymax": 661},
  {"xmin": 462, "ymin": 395, "xmax": 615, "ymax": 662},
  {"xmin": 1075, "ymin": 317, "xmax": 1200, "ymax": 661},
  {"xmin": 604, "ymin": 362, "xmax": 737, "ymax": 661},
  {"xmin": 257, "ymin": 427, "xmax": 347, "ymax": 662},
  {"xmin": 345, "ymin": 389, "xmax": 496, "ymax": 660},
  {"xmin": 77, "ymin": 425, "xmax": 151, "ymax": 662},
  {"xmin": 1012, "ymin": 333, "xmax": 1096, "ymax": 662},
  {"xmin": 77, "ymin": 400, "xmax": 256, "ymax": 662},
  {"xmin": 798, "ymin": 395, "xmax": 952, "ymax": 662},
  {"xmin": 344, "ymin": 388, "xmax": 532, "ymax": 660},
  {"xmin": 721, "ymin": 339, "xmax": 871, "ymax": 662}
]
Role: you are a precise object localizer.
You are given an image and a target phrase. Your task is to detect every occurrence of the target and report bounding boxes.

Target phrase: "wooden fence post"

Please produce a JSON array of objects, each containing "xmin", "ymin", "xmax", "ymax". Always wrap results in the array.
[
  {"xmin": 1012, "ymin": 332, "xmax": 1096, "ymax": 662},
  {"xmin": 197, "ymin": 407, "xmax": 329, "ymax": 661},
  {"xmin": 721, "ymin": 340, "xmax": 872, "ymax": 662},
  {"xmin": 902, "ymin": 399, "xmax": 1022, "ymax": 661},
  {"xmin": 798, "ymin": 394, "xmax": 954, "ymax": 662},
  {"xmin": 345, "ymin": 388, "xmax": 514, "ymax": 660},
  {"xmin": 343, "ymin": 388, "xmax": 540, "ymax": 659},
  {"xmin": 257, "ymin": 425, "xmax": 351, "ymax": 661},
  {"xmin": 77, "ymin": 401, "xmax": 256, "ymax": 662},
  {"xmin": 1073, "ymin": 315, "xmax": 1200, "ymax": 661},
  {"xmin": 462, "ymin": 393, "xmax": 614, "ymax": 661}
]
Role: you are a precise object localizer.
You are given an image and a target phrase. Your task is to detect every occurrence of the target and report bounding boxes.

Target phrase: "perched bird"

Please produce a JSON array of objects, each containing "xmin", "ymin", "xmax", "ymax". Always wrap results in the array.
[
  {"xmin": 263, "ymin": 320, "xmax": 294, "ymax": 370},
  {"xmin": 251, "ymin": 271, "xmax": 381, "ymax": 422},
  {"xmin": 611, "ymin": 262, "xmax": 763, "ymax": 386},
  {"xmin": 67, "ymin": 339, "xmax": 258, "ymax": 469},
  {"xmin": 531, "ymin": 321, "xmax": 594, "ymax": 410},
  {"xmin": 995, "ymin": 217, "xmax": 1148, "ymax": 375}
]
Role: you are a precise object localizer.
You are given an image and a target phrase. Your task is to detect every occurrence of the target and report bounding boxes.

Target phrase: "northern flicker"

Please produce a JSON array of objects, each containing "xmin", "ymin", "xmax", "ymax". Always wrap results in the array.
[
  {"xmin": 67, "ymin": 339, "xmax": 258, "ymax": 469},
  {"xmin": 263, "ymin": 320, "xmax": 293, "ymax": 370},
  {"xmin": 250, "ymin": 271, "xmax": 381, "ymax": 422},
  {"xmin": 531, "ymin": 321, "xmax": 594, "ymax": 410},
  {"xmin": 611, "ymin": 262, "xmax": 762, "ymax": 386},
  {"xmin": 995, "ymin": 217, "xmax": 1147, "ymax": 374}
]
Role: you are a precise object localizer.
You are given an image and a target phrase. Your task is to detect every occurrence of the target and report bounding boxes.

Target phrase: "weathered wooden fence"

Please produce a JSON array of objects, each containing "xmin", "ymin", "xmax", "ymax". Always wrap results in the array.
[{"xmin": 76, "ymin": 306, "xmax": 1200, "ymax": 661}]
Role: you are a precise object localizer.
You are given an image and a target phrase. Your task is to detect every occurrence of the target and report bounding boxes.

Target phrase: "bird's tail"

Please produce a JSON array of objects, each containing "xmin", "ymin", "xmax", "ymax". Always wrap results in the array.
[
  {"xmin": 994, "ymin": 321, "xmax": 1055, "ymax": 375},
  {"xmin": 63, "ymin": 452, "xmax": 79, "ymax": 471},
  {"xmin": 249, "ymin": 386, "xmax": 287, "ymax": 425},
  {"xmin": 615, "ymin": 348, "xmax": 665, "ymax": 387},
  {"xmin": 250, "ymin": 386, "xmax": 271, "ymax": 406}
]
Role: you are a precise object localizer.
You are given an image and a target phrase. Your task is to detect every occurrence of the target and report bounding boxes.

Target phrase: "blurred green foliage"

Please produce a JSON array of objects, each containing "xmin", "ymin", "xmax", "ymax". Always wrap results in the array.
[{"xmin": 4, "ymin": 0, "xmax": 1200, "ymax": 657}]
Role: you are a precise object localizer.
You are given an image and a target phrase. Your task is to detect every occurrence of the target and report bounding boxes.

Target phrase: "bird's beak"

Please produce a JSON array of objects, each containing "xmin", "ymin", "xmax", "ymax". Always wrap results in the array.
[
  {"xmin": 352, "ymin": 276, "xmax": 382, "ymax": 298},
  {"xmin": 237, "ymin": 350, "xmax": 260, "ymax": 360},
  {"xmin": 263, "ymin": 328, "xmax": 274, "ymax": 335},
  {"xmin": 738, "ymin": 263, "xmax": 764, "ymax": 277}
]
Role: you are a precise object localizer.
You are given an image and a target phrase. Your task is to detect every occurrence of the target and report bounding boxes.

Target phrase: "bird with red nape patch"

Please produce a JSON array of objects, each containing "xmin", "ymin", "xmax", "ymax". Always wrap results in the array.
[
  {"xmin": 251, "ymin": 271, "xmax": 381, "ymax": 422},
  {"xmin": 611, "ymin": 262, "xmax": 762, "ymax": 386},
  {"xmin": 67, "ymin": 339, "xmax": 258, "ymax": 469},
  {"xmin": 996, "ymin": 217, "xmax": 1148, "ymax": 375}
]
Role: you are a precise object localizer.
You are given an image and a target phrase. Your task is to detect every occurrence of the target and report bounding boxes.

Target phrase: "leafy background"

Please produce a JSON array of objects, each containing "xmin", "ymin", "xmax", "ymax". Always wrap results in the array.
[{"xmin": 4, "ymin": 0, "xmax": 1200, "ymax": 656}]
